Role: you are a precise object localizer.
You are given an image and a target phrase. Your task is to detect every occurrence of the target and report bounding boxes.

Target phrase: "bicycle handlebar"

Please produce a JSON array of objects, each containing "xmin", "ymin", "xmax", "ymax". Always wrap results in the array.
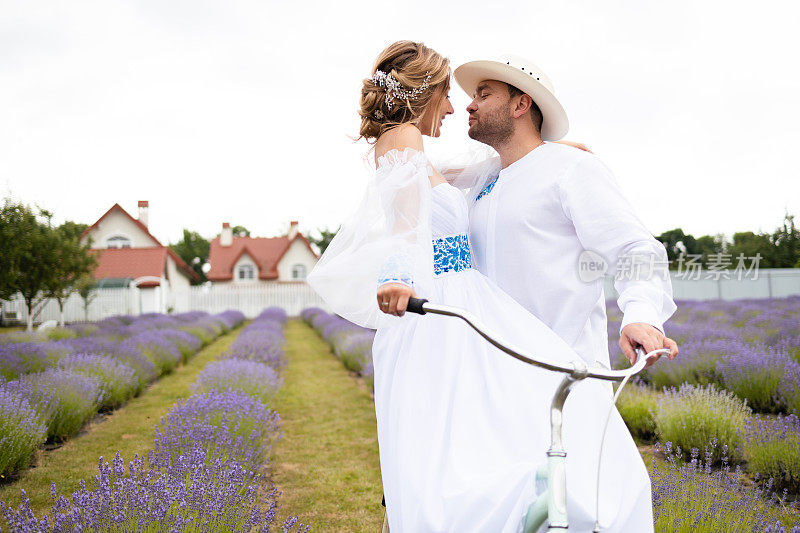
[{"xmin": 405, "ymin": 297, "xmax": 668, "ymax": 382}]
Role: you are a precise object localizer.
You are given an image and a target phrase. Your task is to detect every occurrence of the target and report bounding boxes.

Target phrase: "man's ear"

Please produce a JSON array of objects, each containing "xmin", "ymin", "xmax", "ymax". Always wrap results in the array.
[{"xmin": 513, "ymin": 94, "xmax": 533, "ymax": 119}]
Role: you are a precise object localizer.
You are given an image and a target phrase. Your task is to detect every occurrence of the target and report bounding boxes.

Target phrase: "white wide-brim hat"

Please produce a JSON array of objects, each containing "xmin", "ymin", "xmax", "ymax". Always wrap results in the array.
[{"xmin": 454, "ymin": 54, "xmax": 569, "ymax": 141}]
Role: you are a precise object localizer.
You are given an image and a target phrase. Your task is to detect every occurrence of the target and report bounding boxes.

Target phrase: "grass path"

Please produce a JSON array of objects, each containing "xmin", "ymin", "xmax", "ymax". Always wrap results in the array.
[
  {"xmin": 271, "ymin": 319, "xmax": 383, "ymax": 531},
  {"xmin": 0, "ymin": 324, "xmax": 244, "ymax": 515}
]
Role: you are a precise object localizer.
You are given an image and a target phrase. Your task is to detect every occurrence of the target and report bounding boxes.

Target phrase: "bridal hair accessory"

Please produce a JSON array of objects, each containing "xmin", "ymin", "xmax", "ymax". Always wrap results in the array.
[{"xmin": 372, "ymin": 69, "xmax": 432, "ymax": 109}]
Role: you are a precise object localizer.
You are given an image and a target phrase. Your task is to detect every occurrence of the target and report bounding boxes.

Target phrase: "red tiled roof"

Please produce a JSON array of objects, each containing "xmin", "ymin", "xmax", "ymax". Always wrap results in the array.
[
  {"xmin": 91, "ymin": 247, "xmax": 167, "ymax": 288},
  {"xmin": 207, "ymin": 234, "xmax": 318, "ymax": 281},
  {"xmin": 83, "ymin": 203, "xmax": 198, "ymax": 282}
]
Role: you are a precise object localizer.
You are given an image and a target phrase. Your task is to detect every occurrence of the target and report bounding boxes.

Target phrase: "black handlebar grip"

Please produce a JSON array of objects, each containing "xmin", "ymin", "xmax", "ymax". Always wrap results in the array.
[{"xmin": 406, "ymin": 297, "xmax": 428, "ymax": 315}]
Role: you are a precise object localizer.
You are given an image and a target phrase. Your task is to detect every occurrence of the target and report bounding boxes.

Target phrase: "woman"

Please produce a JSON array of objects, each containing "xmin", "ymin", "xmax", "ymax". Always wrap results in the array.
[{"xmin": 307, "ymin": 41, "xmax": 653, "ymax": 532}]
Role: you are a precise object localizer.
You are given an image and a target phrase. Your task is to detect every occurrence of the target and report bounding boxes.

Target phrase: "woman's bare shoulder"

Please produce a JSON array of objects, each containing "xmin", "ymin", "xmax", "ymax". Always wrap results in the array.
[{"xmin": 375, "ymin": 124, "xmax": 424, "ymax": 160}]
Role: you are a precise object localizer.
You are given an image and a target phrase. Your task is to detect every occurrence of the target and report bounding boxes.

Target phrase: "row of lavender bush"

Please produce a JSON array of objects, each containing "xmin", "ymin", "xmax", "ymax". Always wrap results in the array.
[
  {"xmin": 300, "ymin": 305, "xmax": 800, "ymax": 531},
  {"xmin": 1, "ymin": 307, "xmax": 308, "ymax": 532},
  {"xmin": 0, "ymin": 311, "xmax": 245, "ymax": 478},
  {"xmin": 299, "ymin": 308, "xmax": 375, "ymax": 390},
  {"xmin": 608, "ymin": 297, "xmax": 800, "ymax": 497},
  {"xmin": 609, "ymin": 297, "xmax": 800, "ymax": 415}
]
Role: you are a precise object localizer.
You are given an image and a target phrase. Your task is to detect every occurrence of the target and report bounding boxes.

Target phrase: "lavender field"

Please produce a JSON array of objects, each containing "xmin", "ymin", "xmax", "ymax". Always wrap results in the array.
[
  {"xmin": 302, "ymin": 297, "xmax": 800, "ymax": 532},
  {"xmin": 1, "ymin": 308, "xmax": 309, "ymax": 531},
  {"xmin": 0, "ymin": 311, "xmax": 245, "ymax": 479}
]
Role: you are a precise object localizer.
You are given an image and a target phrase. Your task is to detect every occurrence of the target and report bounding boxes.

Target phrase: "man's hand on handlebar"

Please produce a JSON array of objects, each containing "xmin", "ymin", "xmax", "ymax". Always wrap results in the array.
[
  {"xmin": 620, "ymin": 323, "xmax": 679, "ymax": 369},
  {"xmin": 377, "ymin": 283, "xmax": 417, "ymax": 317}
]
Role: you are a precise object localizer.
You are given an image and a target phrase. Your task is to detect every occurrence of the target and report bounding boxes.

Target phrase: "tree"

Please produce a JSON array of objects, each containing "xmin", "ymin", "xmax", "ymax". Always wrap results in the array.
[
  {"xmin": 74, "ymin": 273, "xmax": 98, "ymax": 321},
  {"xmin": 0, "ymin": 199, "xmax": 31, "ymax": 300},
  {"xmin": 727, "ymin": 231, "xmax": 775, "ymax": 268},
  {"xmin": 771, "ymin": 213, "xmax": 800, "ymax": 268},
  {"xmin": 44, "ymin": 223, "xmax": 97, "ymax": 326},
  {"xmin": 169, "ymin": 229, "xmax": 210, "ymax": 284},
  {"xmin": 656, "ymin": 228, "xmax": 690, "ymax": 265},
  {"xmin": 693, "ymin": 234, "xmax": 725, "ymax": 265},
  {"xmin": 309, "ymin": 226, "xmax": 339, "ymax": 255},
  {"xmin": 14, "ymin": 208, "xmax": 63, "ymax": 331},
  {"xmin": 231, "ymin": 225, "xmax": 250, "ymax": 237}
]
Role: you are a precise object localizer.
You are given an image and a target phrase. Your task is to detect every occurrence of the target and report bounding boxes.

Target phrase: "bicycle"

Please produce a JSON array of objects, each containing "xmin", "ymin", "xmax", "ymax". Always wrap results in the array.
[{"xmin": 378, "ymin": 297, "xmax": 669, "ymax": 533}]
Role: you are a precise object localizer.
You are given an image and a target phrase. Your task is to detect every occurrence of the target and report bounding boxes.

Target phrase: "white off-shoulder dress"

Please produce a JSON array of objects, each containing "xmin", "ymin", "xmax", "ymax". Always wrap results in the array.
[{"xmin": 307, "ymin": 148, "xmax": 653, "ymax": 533}]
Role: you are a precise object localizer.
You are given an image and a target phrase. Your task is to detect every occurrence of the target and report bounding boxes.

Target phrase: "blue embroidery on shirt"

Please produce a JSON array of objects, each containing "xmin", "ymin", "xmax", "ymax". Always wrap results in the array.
[
  {"xmin": 475, "ymin": 175, "xmax": 499, "ymax": 201},
  {"xmin": 433, "ymin": 234, "xmax": 472, "ymax": 275}
]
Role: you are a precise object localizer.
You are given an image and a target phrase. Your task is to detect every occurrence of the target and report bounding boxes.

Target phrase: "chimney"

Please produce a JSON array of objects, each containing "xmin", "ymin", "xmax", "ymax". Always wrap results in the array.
[
  {"xmin": 138, "ymin": 200, "xmax": 149, "ymax": 227},
  {"xmin": 288, "ymin": 220, "xmax": 299, "ymax": 240},
  {"xmin": 220, "ymin": 222, "xmax": 233, "ymax": 246}
]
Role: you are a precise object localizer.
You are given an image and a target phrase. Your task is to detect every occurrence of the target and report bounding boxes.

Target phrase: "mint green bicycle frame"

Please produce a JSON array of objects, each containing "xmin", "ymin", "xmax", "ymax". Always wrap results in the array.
[{"xmin": 404, "ymin": 297, "xmax": 668, "ymax": 533}]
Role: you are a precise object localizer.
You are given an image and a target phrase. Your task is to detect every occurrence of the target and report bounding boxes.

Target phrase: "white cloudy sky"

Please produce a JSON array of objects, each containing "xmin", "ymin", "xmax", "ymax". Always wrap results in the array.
[{"xmin": 2, "ymin": 0, "xmax": 799, "ymax": 245}]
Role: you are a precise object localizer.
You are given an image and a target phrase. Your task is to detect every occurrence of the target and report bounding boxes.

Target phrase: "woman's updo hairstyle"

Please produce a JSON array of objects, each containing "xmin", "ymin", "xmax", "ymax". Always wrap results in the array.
[{"xmin": 359, "ymin": 40, "xmax": 450, "ymax": 142}]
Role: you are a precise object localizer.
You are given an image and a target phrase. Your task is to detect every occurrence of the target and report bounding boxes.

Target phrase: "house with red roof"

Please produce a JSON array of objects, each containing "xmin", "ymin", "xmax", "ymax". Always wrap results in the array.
[
  {"xmin": 81, "ymin": 201, "xmax": 198, "ymax": 313},
  {"xmin": 207, "ymin": 221, "xmax": 318, "ymax": 285}
]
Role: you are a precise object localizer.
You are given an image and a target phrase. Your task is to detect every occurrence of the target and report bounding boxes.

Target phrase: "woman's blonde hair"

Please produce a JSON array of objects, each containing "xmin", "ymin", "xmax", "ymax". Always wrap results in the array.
[{"xmin": 358, "ymin": 41, "xmax": 450, "ymax": 142}]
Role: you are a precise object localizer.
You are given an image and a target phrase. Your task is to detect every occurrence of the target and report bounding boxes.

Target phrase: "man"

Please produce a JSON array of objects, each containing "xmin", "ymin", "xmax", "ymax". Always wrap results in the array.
[
  {"xmin": 449, "ymin": 55, "xmax": 679, "ymax": 532},
  {"xmin": 453, "ymin": 55, "xmax": 679, "ymax": 370}
]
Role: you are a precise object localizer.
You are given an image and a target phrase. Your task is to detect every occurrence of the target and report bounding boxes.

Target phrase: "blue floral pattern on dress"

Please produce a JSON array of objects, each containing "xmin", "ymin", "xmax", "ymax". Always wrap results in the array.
[
  {"xmin": 475, "ymin": 175, "xmax": 499, "ymax": 202},
  {"xmin": 378, "ymin": 252, "xmax": 414, "ymax": 288},
  {"xmin": 433, "ymin": 234, "xmax": 472, "ymax": 275}
]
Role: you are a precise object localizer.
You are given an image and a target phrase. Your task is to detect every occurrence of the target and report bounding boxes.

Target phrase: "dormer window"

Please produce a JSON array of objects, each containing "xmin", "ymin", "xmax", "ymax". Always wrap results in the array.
[
  {"xmin": 292, "ymin": 264, "xmax": 307, "ymax": 280},
  {"xmin": 238, "ymin": 264, "xmax": 255, "ymax": 280},
  {"xmin": 107, "ymin": 235, "xmax": 132, "ymax": 249}
]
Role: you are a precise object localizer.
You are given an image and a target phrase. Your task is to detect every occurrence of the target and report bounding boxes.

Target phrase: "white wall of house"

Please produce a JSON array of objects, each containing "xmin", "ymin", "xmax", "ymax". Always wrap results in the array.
[
  {"xmin": 166, "ymin": 256, "xmax": 192, "ymax": 312},
  {"xmin": 82, "ymin": 210, "xmax": 159, "ymax": 248},
  {"xmin": 166, "ymin": 256, "xmax": 192, "ymax": 290},
  {"xmin": 276, "ymin": 239, "xmax": 317, "ymax": 281},
  {"xmin": 233, "ymin": 252, "xmax": 259, "ymax": 283}
]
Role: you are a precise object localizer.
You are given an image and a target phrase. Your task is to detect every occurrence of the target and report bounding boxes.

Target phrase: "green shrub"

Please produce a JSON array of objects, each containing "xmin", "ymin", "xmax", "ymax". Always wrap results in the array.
[
  {"xmin": 43, "ymin": 327, "xmax": 77, "ymax": 341},
  {"xmin": 0, "ymin": 386, "xmax": 48, "ymax": 476},
  {"xmin": 653, "ymin": 383, "xmax": 750, "ymax": 464},
  {"xmin": 744, "ymin": 414, "xmax": 800, "ymax": 494},
  {"xmin": 23, "ymin": 369, "xmax": 104, "ymax": 440},
  {"xmin": 616, "ymin": 383, "xmax": 659, "ymax": 441},
  {"xmin": 645, "ymin": 339, "xmax": 730, "ymax": 389}
]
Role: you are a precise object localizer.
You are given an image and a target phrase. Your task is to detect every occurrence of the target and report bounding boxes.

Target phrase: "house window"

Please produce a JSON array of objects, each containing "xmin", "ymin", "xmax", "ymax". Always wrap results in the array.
[
  {"xmin": 292, "ymin": 264, "xmax": 307, "ymax": 280},
  {"xmin": 107, "ymin": 235, "xmax": 132, "ymax": 249},
  {"xmin": 238, "ymin": 264, "xmax": 255, "ymax": 280}
]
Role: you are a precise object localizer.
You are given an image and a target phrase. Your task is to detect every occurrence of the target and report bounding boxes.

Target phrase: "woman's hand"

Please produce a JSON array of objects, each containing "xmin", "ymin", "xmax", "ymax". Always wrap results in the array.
[
  {"xmin": 377, "ymin": 283, "xmax": 417, "ymax": 317},
  {"xmin": 555, "ymin": 140, "xmax": 593, "ymax": 153}
]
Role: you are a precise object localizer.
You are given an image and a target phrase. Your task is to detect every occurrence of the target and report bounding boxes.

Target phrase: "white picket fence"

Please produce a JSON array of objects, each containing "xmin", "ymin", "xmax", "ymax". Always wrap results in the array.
[
  {"xmin": 1, "ymin": 283, "xmax": 329, "ymax": 325},
  {"xmin": 1, "ymin": 288, "xmax": 140, "ymax": 325},
  {"xmin": 177, "ymin": 283, "xmax": 327, "ymax": 318},
  {"xmin": 3, "ymin": 270, "xmax": 800, "ymax": 326}
]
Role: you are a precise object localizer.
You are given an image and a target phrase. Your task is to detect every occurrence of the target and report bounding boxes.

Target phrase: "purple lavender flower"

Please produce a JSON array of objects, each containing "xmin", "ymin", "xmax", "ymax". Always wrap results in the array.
[
  {"xmin": 193, "ymin": 359, "xmax": 282, "ymax": 406},
  {"xmin": 744, "ymin": 414, "xmax": 800, "ymax": 493},
  {"xmin": 302, "ymin": 308, "xmax": 376, "ymax": 383},
  {"xmin": 717, "ymin": 344, "xmax": 796, "ymax": 413},
  {"xmin": 654, "ymin": 383, "xmax": 750, "ymax": 464},
  {"xmin": 57, "ymin": 354, "xmax": 138, "ymax": 409},
  {"xmin": 153, "ymin": 390, "xmax": 281, "ymax": 472},
  {"xmin": 54, "ymin": 336, "xmax": 157, "ymax": 391},
  {"xmin": 651, "ymin": 440, "xmax": 800, "ymax": 531},
  {"xmin": 0, "ymin": 342, "xmax": 49, "ymax": 381},
  {"xmin": 21, "ymin": 369, "xmax": 104, "ymax": 440},
  {"xmin": 123, "ymin": 330, "xmax": 182, "ymax": 376},
  {"xmin": 0, "ymin": 307, "xmax": 308, "ymax": 532},
  {"xmin": 0, "ymin": 385, "xmax": 48, "ymax": 476}
]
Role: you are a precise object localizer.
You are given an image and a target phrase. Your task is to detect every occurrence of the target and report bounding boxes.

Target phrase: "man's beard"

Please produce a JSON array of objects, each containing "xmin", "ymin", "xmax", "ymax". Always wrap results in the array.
[{"xmin": 468, "ymin": 106, "xmax": 513, "ymax": 147}]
